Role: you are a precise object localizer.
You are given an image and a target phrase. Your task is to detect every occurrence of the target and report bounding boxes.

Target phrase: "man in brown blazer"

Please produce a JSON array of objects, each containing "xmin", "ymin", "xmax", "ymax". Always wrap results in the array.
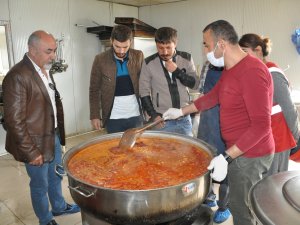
[
  {"xmin": 3, "ymin": 30, "xmax": 79, "ymax": 225},
  {"xmin": 89, "ymin": 25, "xmax": 144, "ymax": 133}
]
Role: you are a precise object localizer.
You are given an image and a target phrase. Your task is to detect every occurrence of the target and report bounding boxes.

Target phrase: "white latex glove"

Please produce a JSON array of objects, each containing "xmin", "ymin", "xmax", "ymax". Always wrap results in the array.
[
  {"xmin": 163, "ymin": 108, "xmax": 183, "ymax": 120},
  {"xmin": 207, "ymin": 154, "xmax": 228, "ymax": 182}
]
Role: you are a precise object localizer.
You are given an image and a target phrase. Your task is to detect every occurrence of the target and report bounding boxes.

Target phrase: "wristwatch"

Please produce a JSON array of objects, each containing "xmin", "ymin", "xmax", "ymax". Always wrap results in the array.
[{"xmin": 223, "ymin": 152, "xmax": 233, "ymax": 164}]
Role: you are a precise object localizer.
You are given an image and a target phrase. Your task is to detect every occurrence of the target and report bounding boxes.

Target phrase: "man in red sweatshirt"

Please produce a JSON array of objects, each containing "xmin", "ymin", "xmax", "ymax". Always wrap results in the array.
[{"xmin": 163, "ymin": 20, "xmax": 275, "ymax": 225}]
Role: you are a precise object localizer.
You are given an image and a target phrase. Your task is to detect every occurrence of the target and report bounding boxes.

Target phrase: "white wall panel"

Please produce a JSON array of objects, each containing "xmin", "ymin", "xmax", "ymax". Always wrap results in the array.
[
  {"xmin": 69, "ymin": 0, "xmax": 111, "ymax": 135},
  {"xmin": 9, "ymin": 0, "xmax": 70, "ymax": 61},
  {"xmin": 0, "ymin": 0, "xmax": 9, "ymax": 20},
  {"xmin": 242, "ymin": 0, "xmax": 300, "ymax": 91},
  {"xmin": 112, "ymin": 3, "xmax": 139, "ymax": 18},
  {"xmin": 8, "ymin": 0, "xmax": 76, "ymax": 134},
  {"xmin": 139, "ymin": 0, "xmax": 244, "ymax": 70},
  {"xmin": 4, "ymin": 0, "xmax": 138, "ymax": 136},
  {"xmin": 2, "ymin": 0, "xmax": 300, "ymax": 136},
  {"xmin": 69, "ymin": 0, "xmax": 138, "ymax": 135}
]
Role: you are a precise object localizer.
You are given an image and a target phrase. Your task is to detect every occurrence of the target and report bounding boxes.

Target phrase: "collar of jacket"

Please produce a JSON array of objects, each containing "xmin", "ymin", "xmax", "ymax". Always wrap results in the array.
[
  {"xmin": 23, "ymin": 54, "xmax": 53, "ymax": 106},
  {"xmin": 23, "ymin": 54, "xmax": 37, "ymax": 71}
]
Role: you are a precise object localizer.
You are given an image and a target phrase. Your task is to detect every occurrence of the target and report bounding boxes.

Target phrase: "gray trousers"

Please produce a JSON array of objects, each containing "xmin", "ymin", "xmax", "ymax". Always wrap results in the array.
[
  {"xmin": 228, "ymin": 154, "xmax": 273, "ymax": 225},
  {"xmin": 266, "ymin": 150, "xmax": 290, "ymax": 176}
]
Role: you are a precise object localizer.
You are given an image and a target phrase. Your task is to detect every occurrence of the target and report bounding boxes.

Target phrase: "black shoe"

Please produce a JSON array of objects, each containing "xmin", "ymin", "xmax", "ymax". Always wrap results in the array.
[
  {"xmin": 47, "ymin": 219, "xmax": 58, "ymax": 225},
  {"xmin": 52, "ymin": 203, "xmax": 80, "ymax": 216}
]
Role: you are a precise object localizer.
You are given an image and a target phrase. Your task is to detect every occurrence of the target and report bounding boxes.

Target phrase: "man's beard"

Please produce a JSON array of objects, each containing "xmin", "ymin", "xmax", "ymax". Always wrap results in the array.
[
  {"xmin": 114, "ymin": 50, "xmax": 126, "ymax": 59},
  {"xmin": 160, "ymin": 55, "xmax": 172, "ymax": 61},
  {"xmin": 44, "ymin": 63, "xmax": 53, "ymax": 70},
  {"xmin": 159, "ymin": 53, "xmax": 173, "ymax": 61}
]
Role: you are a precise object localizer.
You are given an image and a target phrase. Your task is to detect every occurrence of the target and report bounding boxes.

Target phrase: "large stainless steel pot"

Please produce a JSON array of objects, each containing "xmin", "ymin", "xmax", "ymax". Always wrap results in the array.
[{"xmin": 62, "ymin": 131, "xmax": 216, "ymax": 225}]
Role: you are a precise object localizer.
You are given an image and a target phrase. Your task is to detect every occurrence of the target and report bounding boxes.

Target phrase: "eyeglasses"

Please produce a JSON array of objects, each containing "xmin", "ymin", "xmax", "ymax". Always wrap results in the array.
[
  {"xmin": 49, "ymin": 83, "xmax": 55, "ymax": 90},
  {"xmin": 48, "ymin": 83, "xmax": 61, "ymax": 99}
]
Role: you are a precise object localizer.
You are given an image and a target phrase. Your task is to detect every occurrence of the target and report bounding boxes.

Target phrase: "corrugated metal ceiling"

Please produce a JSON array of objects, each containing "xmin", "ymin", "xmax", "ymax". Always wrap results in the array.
[{"xmin": 99, "ymin": 0, "xmax": 187, "ymax": 7}]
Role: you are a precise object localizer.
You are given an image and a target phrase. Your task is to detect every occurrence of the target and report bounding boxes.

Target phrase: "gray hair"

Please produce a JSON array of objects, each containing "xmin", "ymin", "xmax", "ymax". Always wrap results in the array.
[{"xmin": 27, "ymin": 30, "xmax": 51, "ymax": 46}]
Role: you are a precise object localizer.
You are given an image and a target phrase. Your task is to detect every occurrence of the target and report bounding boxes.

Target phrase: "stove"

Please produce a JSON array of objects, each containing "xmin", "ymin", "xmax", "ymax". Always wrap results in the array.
[{"xmin": 81, "ymin": 204, "xmax": 213, "ymax": 225}]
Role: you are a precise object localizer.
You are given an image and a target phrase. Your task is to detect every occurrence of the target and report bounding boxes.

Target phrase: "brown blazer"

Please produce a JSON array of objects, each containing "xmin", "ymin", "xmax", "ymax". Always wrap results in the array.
[
  {"xmin": 3, "ymin": 54, "xmax": 65, "ymax": 163},
  {"xmin": 89, "ymin": 48, "xmax": 144, "ymax": 127}
]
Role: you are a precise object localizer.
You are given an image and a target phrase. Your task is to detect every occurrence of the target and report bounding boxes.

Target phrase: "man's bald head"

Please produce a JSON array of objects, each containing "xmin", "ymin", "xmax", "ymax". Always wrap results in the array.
[
  {"xmin": 28, "ymin": 30, "xmax": 55, "ymax": 47},
  {"xmin": 27, "ymin": 30, "xmax": 57, "ymax": 69}
]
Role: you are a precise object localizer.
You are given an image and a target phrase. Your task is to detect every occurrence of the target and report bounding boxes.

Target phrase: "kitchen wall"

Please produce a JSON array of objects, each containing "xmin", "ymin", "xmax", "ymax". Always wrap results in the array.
[
  {"xmin": 0, "ymin": 0, "xmax": 300, "ymax": 137},
  {"xmin": 139, "ymin": 0, "xmax": 300, "ymax": 95},
  {"xmin": 0, "ymin": 0, "xmax": 138, "ymax": 136},
  {"xmin": 0, "ymin": 27, "xmax": 10, "ymax": 75}
]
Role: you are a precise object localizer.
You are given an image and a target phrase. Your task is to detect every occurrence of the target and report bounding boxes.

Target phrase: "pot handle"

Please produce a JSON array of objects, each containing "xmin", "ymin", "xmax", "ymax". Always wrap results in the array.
[
  {"xmin": 55, "ymin": 164, "xmax": 67, "ymax": 176},
  {"xmin": 68, "ymin": 186, "xmax": 95, "ymax": 198}
]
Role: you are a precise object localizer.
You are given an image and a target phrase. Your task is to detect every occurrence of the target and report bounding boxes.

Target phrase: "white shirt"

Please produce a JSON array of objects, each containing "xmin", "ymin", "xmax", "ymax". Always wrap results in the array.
[
  {"xmin": 162, "ymin": 60, "xmax": 173, "ymax": 79},
  {"xmin": 110, "ymin": 95, "xmax": 140, "ymax": 119},
  {"xmin": 28, "ymin": 56, "xmax": 57, "ymax": 128}
]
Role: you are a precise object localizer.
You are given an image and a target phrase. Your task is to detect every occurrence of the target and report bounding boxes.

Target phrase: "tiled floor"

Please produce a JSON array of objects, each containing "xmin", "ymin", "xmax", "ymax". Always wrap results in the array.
[
  {"xmin": 1, "ymin": 130, "xmax": 300, "ymax": 225},
  {"xmin": 0, "ymin": 130, "xmax": 105, "ymax": 225}
]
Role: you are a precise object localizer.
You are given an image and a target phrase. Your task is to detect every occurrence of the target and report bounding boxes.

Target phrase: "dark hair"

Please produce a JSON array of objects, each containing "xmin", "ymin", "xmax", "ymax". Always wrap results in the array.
[
  {"xmin": 239, "ymin": 33, "xmax": 272, "ymax": 57},
  {"xmin": 155, "ymin": 27, "xmax": 177, "ymax": 44},
  {"xmin": 111, "ymin": 25, "xmax": 132, "ymax": 42},
  {"xmin": 203, "ymin": 20, "xmax": 238, "ymax": 44}
]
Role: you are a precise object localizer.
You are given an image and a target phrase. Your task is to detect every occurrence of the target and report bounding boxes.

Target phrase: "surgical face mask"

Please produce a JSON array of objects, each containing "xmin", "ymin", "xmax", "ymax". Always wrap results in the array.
[{"xmin": 206, "ymin": 43, "xmax": 224, "ymax": 67}]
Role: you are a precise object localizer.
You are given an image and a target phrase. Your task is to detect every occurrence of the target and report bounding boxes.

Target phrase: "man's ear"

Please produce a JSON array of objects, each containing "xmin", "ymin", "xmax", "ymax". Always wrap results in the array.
[
  {"xmin": 28, "ymin": 45, "xmax": 37, "ymax": 56},
  {"xmin": 218, "ymin": 39, "xmax": 226, "ymax": 50}
]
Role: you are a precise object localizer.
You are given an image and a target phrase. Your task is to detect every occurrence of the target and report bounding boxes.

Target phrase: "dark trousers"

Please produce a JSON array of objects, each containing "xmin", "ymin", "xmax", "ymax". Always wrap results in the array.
[
  {"xmin": 106, "ymin": 115, "xmax": 143, "ymax": 133},
  {"xmin": 205, "ymin": 176, "xmax": 229, "ymax": 211},
  {"xmin": 215, "ymin": 177, "xmax": 229, "ymax": 210}
]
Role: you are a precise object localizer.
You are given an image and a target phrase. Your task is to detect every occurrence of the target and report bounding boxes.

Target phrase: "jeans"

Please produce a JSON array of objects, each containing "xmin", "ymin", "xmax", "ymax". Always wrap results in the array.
[
  {"xmin": 157, "ymin": 115, "xmax": 193, "ymax": 136},
  {"xmin": 25, "ymin": 134, "xmax": 66, "ymax": 225},
  {"xmin": 106, "ymin": 115, "xmax": 143, "ymax": 133}
]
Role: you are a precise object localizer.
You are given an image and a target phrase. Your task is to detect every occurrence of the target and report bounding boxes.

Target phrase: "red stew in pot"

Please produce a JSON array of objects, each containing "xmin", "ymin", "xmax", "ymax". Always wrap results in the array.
[{"xmin": 68, "ymin": 137, "xmax": 211, "ymax": 190}]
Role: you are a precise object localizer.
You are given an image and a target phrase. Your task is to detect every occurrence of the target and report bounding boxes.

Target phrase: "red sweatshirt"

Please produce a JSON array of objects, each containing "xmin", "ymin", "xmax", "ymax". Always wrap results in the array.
[{"xmin": 194, "ymin": 55, "xmax": 275, "ymax": 157}]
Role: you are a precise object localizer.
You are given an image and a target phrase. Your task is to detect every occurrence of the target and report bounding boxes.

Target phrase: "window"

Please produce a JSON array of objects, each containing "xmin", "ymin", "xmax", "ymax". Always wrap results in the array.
[{"xmin": 0, "ymin": 21, "xmax": 14, "ymax": 79}]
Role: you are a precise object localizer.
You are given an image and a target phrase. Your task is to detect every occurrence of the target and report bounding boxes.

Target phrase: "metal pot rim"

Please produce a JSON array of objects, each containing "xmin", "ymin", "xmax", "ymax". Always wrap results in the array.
[{"xmin": 63, "ymin": 130, "xmax": 216, "ymax": 191}]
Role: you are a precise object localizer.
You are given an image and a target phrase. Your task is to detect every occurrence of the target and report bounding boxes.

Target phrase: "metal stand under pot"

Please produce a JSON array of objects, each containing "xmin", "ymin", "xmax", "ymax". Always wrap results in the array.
[
  {"xmin": 81, "ymin": 204, "xmax": 213, "ymax": 225},
  {"xmin": 249, "ymin": 170, "xmax": 300, "ymax": 225}
]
